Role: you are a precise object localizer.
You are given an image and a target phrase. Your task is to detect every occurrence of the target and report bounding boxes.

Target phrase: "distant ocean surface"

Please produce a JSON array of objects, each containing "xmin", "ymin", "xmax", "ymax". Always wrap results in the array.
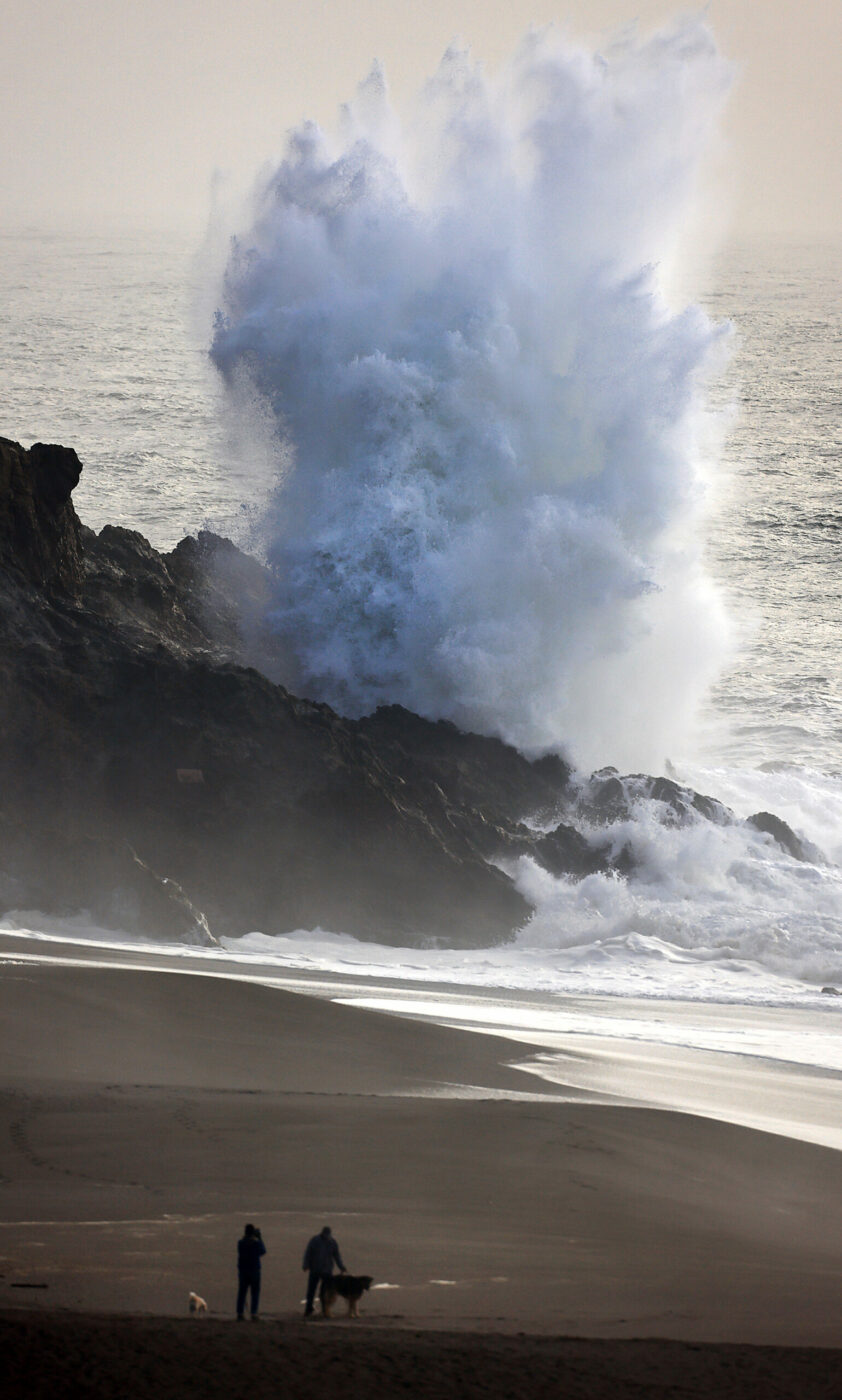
[{"xmin": 2, "ymin": 228, "xmax": 842, "ymax": 1002}]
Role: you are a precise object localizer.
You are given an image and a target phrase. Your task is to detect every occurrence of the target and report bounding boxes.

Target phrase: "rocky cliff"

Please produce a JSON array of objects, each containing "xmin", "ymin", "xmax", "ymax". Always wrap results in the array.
[{"xmin": 0, "ymin": 437, "xmax": 810, "ymax": 948}]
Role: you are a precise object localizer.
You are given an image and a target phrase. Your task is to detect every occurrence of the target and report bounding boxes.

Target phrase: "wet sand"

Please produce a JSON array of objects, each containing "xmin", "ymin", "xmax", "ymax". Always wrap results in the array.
[
  {"xmin": 1, "ymin": 945, "xmax": 842, "ymax": 1395},
  {"xmin": 4, "ymin": 1311, "xmax": 842, "ymax": 1400}
]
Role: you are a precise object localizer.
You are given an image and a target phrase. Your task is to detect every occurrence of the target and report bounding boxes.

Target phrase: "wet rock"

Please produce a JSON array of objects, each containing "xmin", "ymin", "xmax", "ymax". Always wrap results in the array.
[
  {"xmin": 0, "ymin": 439, "xmax": 534, "ymax": 946},
  {"xmin": 576, "ymin": 769, "xmax": 729, "ymax": 830},
  {"xmin": 0, "ymin": 435, "xmax": 812, "ymax": 949},
  {"xmin": 532, "ymin": 823, "xmax": 613, "ymax": 880},
  {"xmin": 0, "ymin": 815, "xmax": 216, "ymax": 946},
  {"xmin": 747, "ymin": 811, "xmax": 816, "ymax": 862}
]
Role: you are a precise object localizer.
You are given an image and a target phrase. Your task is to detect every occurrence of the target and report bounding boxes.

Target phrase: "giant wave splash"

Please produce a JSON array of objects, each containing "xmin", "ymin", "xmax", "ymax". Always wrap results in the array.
[{"xmin": 211, "ymin": 17, "xmax": 733, "ymax": 771}]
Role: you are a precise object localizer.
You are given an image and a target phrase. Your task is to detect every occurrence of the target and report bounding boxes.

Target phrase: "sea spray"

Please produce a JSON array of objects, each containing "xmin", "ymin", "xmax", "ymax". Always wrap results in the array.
[{"xmin": 211, "ymin": 18, "xmax": 733, "ymax": 770}]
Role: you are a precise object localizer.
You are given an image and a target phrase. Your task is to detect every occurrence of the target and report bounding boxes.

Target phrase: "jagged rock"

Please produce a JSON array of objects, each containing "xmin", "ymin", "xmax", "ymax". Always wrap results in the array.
[
  {"xmin": 580, "ymin": 769, "xmax": 627, "ymax": 823},
  {"xmin": 747, "ymin": 811, "xmax": 815, "ymax": 862},
  {"xmin": 0, "ymin": 438, "xmax": 537, "ymax": 946},
  {"xmin": 576, "ymin": 769, "xmax": 729, "ymax": 830},
  {"xmin": 0, "ymin": 438, "xmax": 83, "ymax": 595},
  {"xmin": 166, "ymin": 530, "xmax": 278, "ymax": 662},
  {"xmin": 532, "ymin": 823, "xmax": 615, "ymax": 880},
  {"xmin": 357, "ymin": 706, "xmax": 573, "ymax": 828},
  {"xmin": 81, "ymin": 524, "xmax": 280, "ymax": 664},
  {"xmin": 0, "ymin": 436, "xmax": 814, "ymax": 949}
]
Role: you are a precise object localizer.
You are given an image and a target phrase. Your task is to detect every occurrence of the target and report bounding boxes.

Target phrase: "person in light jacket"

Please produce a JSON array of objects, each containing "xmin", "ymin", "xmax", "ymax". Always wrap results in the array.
[{"xmin": 302, "ymin": 1225, "xmax": 345, "ymax": 1317}]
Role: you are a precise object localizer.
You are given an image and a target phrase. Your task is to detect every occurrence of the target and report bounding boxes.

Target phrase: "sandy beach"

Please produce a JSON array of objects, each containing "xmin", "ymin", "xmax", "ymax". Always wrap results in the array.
[{"xmin": 2, "ymin": 937, "xmax": 842, "ymax": 1396}]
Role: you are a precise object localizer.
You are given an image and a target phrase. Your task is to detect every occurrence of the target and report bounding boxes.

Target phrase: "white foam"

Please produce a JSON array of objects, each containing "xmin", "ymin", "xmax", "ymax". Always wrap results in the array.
[
  {"xmin": 334, "ymin": 994, "xmax": 842, "ymax": 1074},
  {"xmin": 212, "ymin": 18, "xmax": 733, "ymax": 772},
  {"xmin": 6, "ymin": 758, "xmax": 842, "ymax": 1004}
]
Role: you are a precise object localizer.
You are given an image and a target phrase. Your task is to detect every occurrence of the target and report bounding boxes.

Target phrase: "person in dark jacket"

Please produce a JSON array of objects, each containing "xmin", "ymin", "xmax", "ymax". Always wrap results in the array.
[
  {"xmin": 302, "ymin": 1225, "xmax": 345, "ymax": 1317},
  {"xmin": 237, "ymin": 1223, "xmax": 266, "ymax": 1320}
]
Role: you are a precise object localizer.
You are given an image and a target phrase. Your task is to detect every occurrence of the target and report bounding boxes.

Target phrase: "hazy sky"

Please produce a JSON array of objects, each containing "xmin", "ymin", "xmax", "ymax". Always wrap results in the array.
[{"xmin": 3, "ymin": 1, "xmax": 840, "ymax": 239}]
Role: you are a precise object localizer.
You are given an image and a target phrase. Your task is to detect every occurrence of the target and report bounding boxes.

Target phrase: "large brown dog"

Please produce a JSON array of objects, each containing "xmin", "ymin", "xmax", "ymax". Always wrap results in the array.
[{"xmin": 321, "ymin": 1274, "xmax": 373, "ymax": 1319}]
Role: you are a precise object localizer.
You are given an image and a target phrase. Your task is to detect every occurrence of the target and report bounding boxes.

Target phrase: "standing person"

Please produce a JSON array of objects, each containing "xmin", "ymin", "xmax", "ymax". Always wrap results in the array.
[
  {"xmin": 302, "ymin": 1225, "xmax": 345, "ymax": 1317},
  {"xmin": 237, "ymin": 1223, "xmax": 266, "ymax": 1320}
]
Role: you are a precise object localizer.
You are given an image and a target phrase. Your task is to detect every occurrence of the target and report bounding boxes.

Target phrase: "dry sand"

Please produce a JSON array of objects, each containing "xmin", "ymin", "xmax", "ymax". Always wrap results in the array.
[{"xmin": 1, "ymin": 944, "xmax": 842, "ymax": 1397}]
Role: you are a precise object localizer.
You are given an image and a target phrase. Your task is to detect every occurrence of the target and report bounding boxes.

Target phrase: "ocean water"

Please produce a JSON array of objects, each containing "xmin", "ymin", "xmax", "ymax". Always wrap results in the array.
[
  {"xmin": 2, "ymin": 22, "xmax": 842, "ymax": 1006},
  {"xmin": 0, "ymin": 229, "xmax": 269, "ymax": 548}
]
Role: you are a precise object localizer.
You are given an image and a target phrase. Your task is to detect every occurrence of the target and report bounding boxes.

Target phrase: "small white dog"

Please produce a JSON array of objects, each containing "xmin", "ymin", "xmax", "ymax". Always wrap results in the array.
[{"xmin": 188, "ymin": 1291, "xmax": 208, "ymax": 1315}]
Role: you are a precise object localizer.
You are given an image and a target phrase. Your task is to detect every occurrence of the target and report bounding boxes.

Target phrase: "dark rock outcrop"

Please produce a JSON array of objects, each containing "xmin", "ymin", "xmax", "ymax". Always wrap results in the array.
[
  {"xmin": 0, "ymin": 438, "xmax": 84, "ymax": 595},
  {"xmin": 747, "ymin": 810, "xmax": 817, "ymax": 863},
  {"xmin": 0, "ymin": 436, "xmax": 818, "ymax": 948},
  {"xmin": 0, "ymin": 437, "xmax": 541, "ymax": 945},
  {"xmin": 576, "ymin": 768, "xmax": 731, "ymax": 828}
]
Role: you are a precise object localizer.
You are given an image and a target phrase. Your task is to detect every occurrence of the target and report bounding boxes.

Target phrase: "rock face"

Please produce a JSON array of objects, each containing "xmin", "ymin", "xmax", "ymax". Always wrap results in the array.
[
  {"xmin": 0, "ymin": 437, "xmax": 814, "ymax": 948},
  {"xmin": 0, "ymin": 439, "xmax": 84, "ymax": 595}
]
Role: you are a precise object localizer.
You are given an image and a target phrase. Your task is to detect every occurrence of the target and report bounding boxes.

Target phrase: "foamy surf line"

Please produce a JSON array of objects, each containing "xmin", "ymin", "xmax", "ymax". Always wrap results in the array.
[
  {"xmin": 2, "ymin": 925, "xmax": 840, "ymax": 1150},
  {"xmin": 333, "ymin": 992, "xmax": 842, "ymax": 1152}
]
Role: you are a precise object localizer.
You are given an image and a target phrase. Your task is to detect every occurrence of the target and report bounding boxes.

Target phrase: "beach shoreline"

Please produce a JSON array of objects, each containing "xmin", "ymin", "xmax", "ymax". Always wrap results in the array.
[
  {"xmin": 1, "ymin": 940, "xmax": 842, "ymax": 1359},
  {"xmin": 3, "ymin": 927, "xmax": 841, "ymax": 1144}
]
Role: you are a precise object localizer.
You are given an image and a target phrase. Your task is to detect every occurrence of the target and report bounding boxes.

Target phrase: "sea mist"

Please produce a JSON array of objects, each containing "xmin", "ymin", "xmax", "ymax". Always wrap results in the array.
[{"xmin": 212, "ymin": 18, "xmax": 733, "ymax": 770}]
